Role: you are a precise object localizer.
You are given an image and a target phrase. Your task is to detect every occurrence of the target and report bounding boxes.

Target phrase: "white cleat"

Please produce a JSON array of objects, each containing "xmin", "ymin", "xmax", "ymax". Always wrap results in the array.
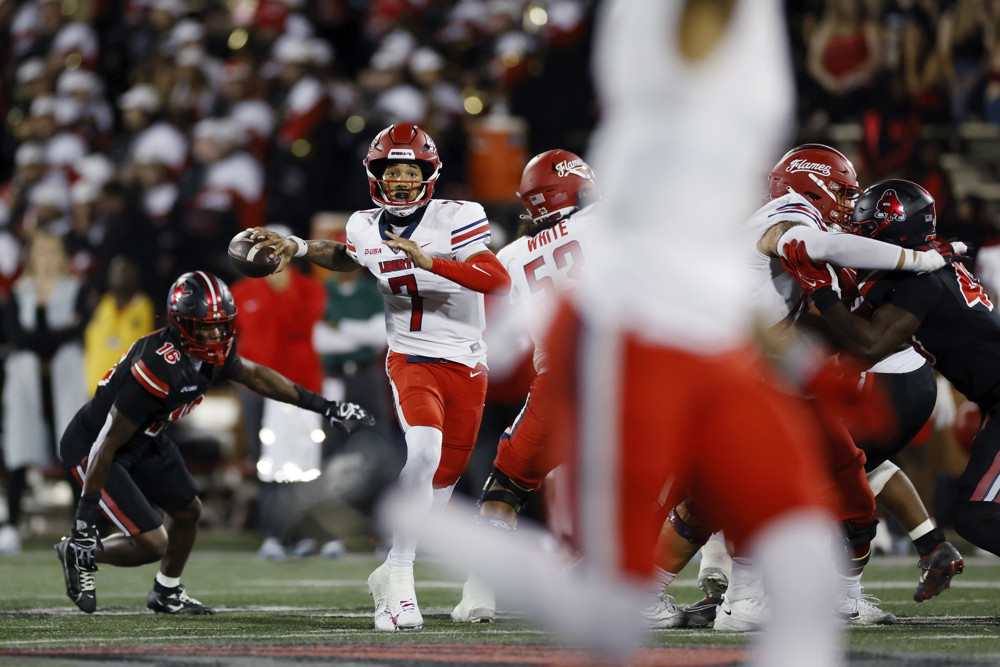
[
  {"xmin": 451, "ymin": 577, "xmax": 495, "ymax": 623},
  {"xmin": 367, "ymin": 561, "xmax": 389, "ymax": 606},
  {"xmin": 373, "ymin": 600, "xmax": 396, "ymax": 631},
  {"xmin": 643, "ymin": 593, "xmax": 686, "ymax": 629},
  {"xmin": 697, "ymin": 566, "xmax": 729, "ymax": 599},
  {"xmin": 390, "ymin": 597, "xmax": 424, "ymax": 630},
  {"xmin": 838, "ymin": 586, "xmax": 896, "ymax": 625},
  {"xmin": 713, "ymin": 594, "xmax": 769, "ymax": 632},
  {"xmin": 368, "ymin": 561, "xmax": 393, "ymax": 630},
  {"xmin": 386, "ymin": 565, "xmax": 423, "ymax": 630}
]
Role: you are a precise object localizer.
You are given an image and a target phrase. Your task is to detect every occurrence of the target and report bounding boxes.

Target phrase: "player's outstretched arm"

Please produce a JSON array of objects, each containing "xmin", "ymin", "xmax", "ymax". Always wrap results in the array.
[
  {"xmin": 772, "ymin": 224, "xmax": 947, "ymax": 273},
  {"xmin": 248, "ymin": 227, "xmax": 362, "ymax": 273},
  {"xmin": 234, "ymin": 358, "xmax": 374, "ymax": 433}
]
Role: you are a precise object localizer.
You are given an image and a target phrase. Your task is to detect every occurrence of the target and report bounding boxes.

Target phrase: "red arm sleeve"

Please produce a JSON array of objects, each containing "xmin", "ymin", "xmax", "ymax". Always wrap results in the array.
[{"xmin": 430, "ymin": 253, "xmax": 511, "ymax": 295}]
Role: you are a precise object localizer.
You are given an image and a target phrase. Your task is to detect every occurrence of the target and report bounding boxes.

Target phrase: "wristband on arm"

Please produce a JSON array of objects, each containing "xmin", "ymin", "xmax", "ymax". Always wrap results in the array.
[
  {"xmin": 294, "ymin": 384, "xmax": 327, "ymax": 414},
  {"xmin": 289, "ymin": 236, "xmax": 309, "ymax": 258},
  {"xmin": 430, "ymin": 253, "xmax": 511, "ymax": 295}
]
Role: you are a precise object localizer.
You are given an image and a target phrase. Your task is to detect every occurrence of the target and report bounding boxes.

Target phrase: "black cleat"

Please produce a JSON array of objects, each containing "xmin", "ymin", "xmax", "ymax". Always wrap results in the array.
[
  {"xmin": 915, "ymin": 541, "xmax": 964, "ymax": 602},
  {"xmin": 55, "ymin": 539, "xmax": 97, "ymax": 614},
  {"xmin": 682, "ymin": 595, "xmax": 722, "ymax": 628},
  {"xmin": 147, "ymin": 584, "xmax": 216, "ymax": 615}
]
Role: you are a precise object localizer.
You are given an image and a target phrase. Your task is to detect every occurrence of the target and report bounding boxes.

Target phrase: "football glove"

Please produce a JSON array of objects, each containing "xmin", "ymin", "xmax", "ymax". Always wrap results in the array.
[
  {"xmin": 68, "ymin": 520, "xmax": 102, "ymax": 572},
  {"xmin": 323, "ymin": 400, "xmax": 375, "ymax": 434},
  {"xmin": 779, "ymin": 239, "xmax": 842, "ymax": 309}
]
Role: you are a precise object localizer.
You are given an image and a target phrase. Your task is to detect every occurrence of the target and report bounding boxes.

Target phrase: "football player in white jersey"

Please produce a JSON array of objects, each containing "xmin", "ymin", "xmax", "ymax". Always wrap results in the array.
[
  {"xmin": 451, "ymin": 149, "xmax": 599, "ymax": 624},
  {"xmin": 249, "ymin": 123, "xmax": 511, "ymax": 631}
]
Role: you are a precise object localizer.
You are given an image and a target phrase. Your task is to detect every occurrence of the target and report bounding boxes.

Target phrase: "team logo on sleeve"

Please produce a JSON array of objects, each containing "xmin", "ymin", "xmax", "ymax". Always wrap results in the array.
[{"xmin": 874, "ymin": 189, "xmax": 906, "ymax": 222}]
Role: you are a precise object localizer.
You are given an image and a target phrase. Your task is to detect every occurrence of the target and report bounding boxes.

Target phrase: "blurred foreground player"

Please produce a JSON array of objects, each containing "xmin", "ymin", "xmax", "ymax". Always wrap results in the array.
[
  {"xmin": 56, "ymin": 271, "xmax": 373, "ymax": 614},
  {"xmin": 544, "ymin": 1, "xmax": 844, "ymax": 663}
]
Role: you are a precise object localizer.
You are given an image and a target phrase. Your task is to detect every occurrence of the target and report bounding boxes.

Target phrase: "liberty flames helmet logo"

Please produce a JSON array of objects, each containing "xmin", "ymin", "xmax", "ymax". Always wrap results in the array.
[
  {"xmin": 785, "ymin": 159, "xmax": 832, "ymax": 177},
  {"xmin": 554, "ymin": 158, "xmax": 594, "ymax": 181},
  {"xmin": 874, "ymin": 189, "xmax": 906, "ymax": 222}
]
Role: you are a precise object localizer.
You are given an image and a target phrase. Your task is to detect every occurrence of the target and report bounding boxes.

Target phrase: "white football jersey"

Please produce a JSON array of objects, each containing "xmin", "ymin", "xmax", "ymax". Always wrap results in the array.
[
  {"xmin": 345, "ymin": 199, "xmax": 492, "ymax": 367},
  {"xmin": 579, "ymin": 0, "xmax": 794, "ymax": 353},
  {"xmin": 497, "ymin": 205, "xmax": 594, "ymax": 372},
  {"xmin": 745, "ymin": 192, "xmax": 827, "ymax": 328}
]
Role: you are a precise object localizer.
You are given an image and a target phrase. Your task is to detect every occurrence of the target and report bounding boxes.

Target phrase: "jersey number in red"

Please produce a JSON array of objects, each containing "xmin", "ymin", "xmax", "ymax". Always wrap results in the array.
[
  {"xmin": 157, "ymin": 342, "xmax": 182, "ymax": 364},
  {"xmin": 524, "ymin": 240, "xmax": 585, "ymax": 298},
  {"xmin": 388, "ymin": 275, "xmax": 424, "ymax": 331}
]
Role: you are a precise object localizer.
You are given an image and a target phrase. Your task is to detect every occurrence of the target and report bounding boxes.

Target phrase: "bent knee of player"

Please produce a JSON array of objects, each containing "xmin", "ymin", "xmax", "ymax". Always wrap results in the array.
[
  {"xmin": 136, "ymin": 525, "xmax": 170, "ymax": 561},
  {"xmin": 168, "ymin": 496, "xmax": 203, "ymax": 526}
]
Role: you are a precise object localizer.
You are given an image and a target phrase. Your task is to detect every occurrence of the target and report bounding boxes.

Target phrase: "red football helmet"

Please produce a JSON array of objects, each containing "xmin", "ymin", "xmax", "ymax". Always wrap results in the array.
[
  {"xmin": 166, "ymin": 271, "xmax": 237, "ymax": 365},
  {"xmin": 517, "ymin": 149, "xmax": 599, "ymax": 225},
  {"xmin": 768, "ymin": 144, "xmax": 861, "ymax": 228},
  {"xmin": 364, "ymin": 123, "xmax": 442, "ymax": 216}
]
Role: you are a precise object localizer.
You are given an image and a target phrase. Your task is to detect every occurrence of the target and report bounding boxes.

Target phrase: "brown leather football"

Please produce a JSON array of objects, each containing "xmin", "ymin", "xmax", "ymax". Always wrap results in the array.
[{"xmin": 228, "ymin": 230, "xmax": 280, "ymax": 278}]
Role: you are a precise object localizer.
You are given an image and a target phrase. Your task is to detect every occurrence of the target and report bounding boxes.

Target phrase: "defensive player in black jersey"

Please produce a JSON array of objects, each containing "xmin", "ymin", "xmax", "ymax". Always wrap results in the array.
[
  {"xmin": 781, "ymin": 179, "xmax": 1000, "ymax": 577},
  {"xmin": 55, "ymin": 271, "xmax": 374, "ymax": 614}
]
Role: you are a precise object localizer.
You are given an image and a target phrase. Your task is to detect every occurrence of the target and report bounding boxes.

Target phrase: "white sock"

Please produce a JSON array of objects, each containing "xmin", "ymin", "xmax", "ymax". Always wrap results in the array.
[
  {"xmin": 908, "ymin": 518, "xmax": 935, "ymax": 541},
  {"xmin": 650, "ymin": 566, "xmax": 676, "ymax": 595},
  {"xmin": 699, "ymin": 531, "xmax": 732, "ymax": 578},
  {"xmin": 751, "ymin": 509, "xmax": 842, "ymax": 667},
  {"xmin": 389, "ymin": 426, "xmax": 443, "ymax": 568},
  {"xmin": 156, "ymin": 572, "xmax": 181, "ymax": 589}
]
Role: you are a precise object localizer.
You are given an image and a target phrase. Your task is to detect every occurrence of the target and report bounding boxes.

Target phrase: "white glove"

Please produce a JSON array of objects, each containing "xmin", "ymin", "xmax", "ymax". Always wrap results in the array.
[{"xmin": 901, "ymin": 249, "xmax": 946, "ymax": 274}]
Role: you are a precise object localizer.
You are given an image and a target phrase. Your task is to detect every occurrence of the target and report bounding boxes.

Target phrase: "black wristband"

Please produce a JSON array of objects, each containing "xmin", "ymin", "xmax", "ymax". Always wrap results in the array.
[
  {"xmin": 811, "ymin": 286, "xmax": 840, "ymax": 312},
  {"xmin": 294, "ymin": 384, "xmax": 328, "ymax": 414},
  {"xmin": 77, "ymin": 491, "xmax": 101, "ymax": 524}
]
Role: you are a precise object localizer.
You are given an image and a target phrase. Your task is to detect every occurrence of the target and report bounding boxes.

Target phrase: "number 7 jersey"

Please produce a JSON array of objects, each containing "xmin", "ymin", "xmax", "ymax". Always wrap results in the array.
[{"xmin": 345, "ymin": 200, "xmax": 493, "ymax": 368}]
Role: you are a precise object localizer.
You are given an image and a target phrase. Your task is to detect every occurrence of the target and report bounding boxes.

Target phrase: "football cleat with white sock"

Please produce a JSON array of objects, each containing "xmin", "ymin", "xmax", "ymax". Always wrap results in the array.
[
  {"xmin": 451, "ymin": 576, "xmax": 495, "ymax": 623},
  {"xmin": 838, "ymin": 585, "xmax": 896, "ymax": 625},
  {"xmin": 713, "ymin": 593, "xmax": 769, "ymax": 632},
  {"xmin": 643, "ymin": 592, "xmax": 686, "ymax": 629}
]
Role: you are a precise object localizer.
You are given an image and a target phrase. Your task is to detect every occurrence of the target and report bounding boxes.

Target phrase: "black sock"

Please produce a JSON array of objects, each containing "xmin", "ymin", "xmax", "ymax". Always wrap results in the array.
[{"xmin": 913, "ymin": 526, "xmax": 948, "ymax": 558}]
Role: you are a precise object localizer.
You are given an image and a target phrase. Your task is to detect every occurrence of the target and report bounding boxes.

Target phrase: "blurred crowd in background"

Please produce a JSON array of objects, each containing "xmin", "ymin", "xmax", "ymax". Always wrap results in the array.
[{"xmin": 2, "ymin": 0, "xmax": 1000, "ymax": 556}]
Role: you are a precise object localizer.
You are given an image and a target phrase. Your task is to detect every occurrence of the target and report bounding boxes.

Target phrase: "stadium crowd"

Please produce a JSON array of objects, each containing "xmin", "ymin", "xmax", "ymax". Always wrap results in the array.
[{"xmin": 0, "ymin": 0, "xmax": 996, "ymax": 602}]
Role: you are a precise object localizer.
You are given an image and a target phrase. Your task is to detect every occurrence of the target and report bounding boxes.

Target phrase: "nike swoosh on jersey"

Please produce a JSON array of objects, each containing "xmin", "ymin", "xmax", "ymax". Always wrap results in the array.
[{"xmin": 470, "ymin": 371, "xmax": 483, "ymax": 377}]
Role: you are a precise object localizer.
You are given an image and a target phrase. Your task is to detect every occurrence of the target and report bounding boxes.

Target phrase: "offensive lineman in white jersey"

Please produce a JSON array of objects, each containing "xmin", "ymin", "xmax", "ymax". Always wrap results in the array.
[
  {"xmin": 250, "ymin": 123, "xmax": 511, "ymax": 631},
  {"xmin": 451, "ymin": 149, "xmax": 599, "ymax": 623}
]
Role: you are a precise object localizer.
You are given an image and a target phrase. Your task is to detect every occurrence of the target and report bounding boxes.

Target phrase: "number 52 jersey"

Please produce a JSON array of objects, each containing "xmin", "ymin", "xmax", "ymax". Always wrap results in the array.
[
  {"xmin": 345, "ymin": 200, "xmax": 493, "ymax": 368},
  {"xmin": 496, "ymin": 204, "xmax": 593, "ymax": 372}
]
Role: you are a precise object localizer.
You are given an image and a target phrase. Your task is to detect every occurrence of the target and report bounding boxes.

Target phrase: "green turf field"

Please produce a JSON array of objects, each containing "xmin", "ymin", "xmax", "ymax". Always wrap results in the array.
[{"xmin": 1, "ymin": 530, "xmax": 999, "ymax": 665}]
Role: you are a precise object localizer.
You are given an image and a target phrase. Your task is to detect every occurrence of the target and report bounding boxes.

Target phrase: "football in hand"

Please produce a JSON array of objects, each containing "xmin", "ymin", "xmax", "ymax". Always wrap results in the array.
[{"xmin": 228, "ymin": 230, "xmax": 280, "ymax": 278}]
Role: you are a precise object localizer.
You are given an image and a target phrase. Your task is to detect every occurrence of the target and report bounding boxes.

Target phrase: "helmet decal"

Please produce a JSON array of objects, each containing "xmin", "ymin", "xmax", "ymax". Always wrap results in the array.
[
  {"xmin": 518, "ymin": 149, "xmax": 600, "ymax": 225},
  {"xmin": 874, "ymin": 189, "xmax": 906, "ymax": 222}
]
